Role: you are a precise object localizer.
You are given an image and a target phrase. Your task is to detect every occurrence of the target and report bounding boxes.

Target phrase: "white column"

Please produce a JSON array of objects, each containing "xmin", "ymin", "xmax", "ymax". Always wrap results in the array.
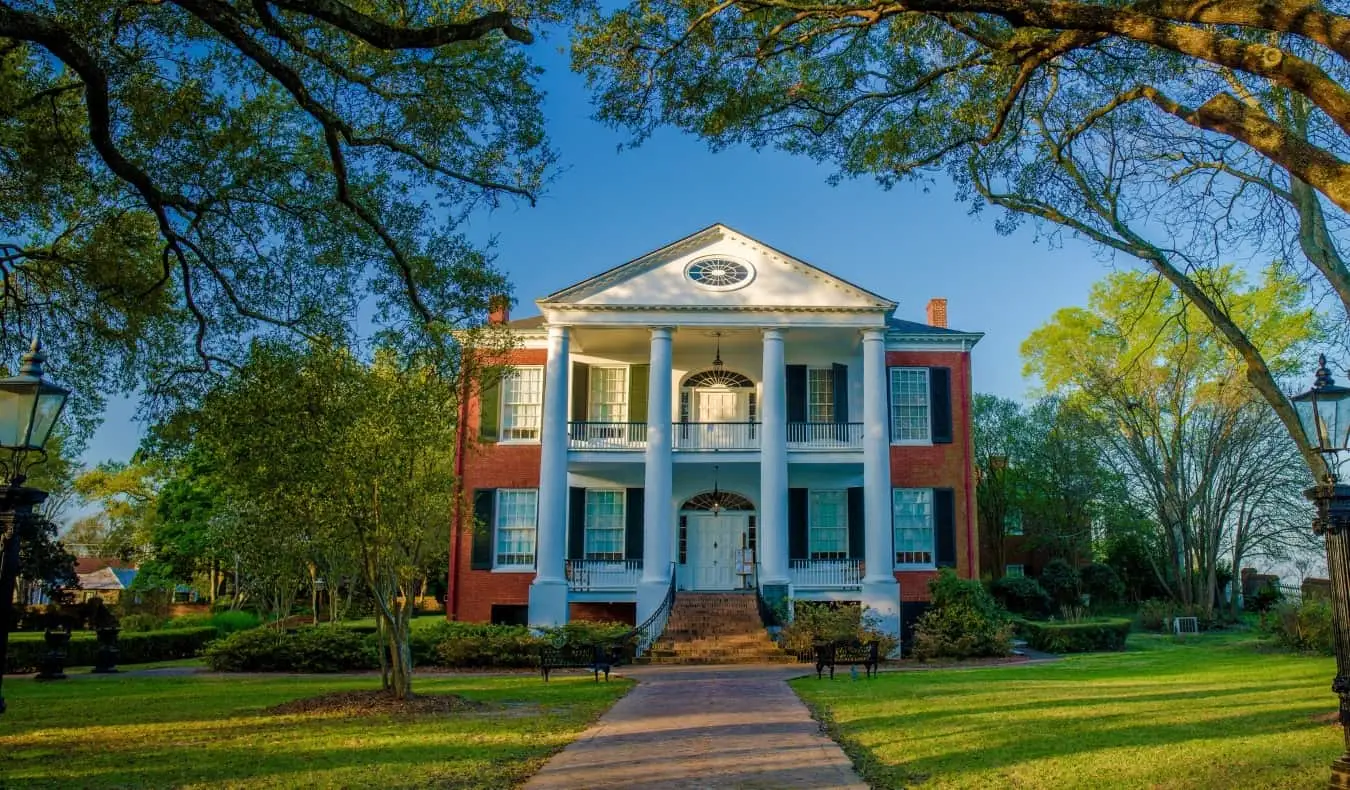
[
  {"xmin": 529, "ymin": 324, "xmax": 570, "ymax": 626},
  {"xmin": 759, "ymin": 328, "xmax": 790, "ymax": 586},
  {"xmin": 637, "ymin": 327, "xmax": 675, "ymax": 624},
  {"xmin": 860, "ymin": 326, "xmax": 900, "ymax": 651}
]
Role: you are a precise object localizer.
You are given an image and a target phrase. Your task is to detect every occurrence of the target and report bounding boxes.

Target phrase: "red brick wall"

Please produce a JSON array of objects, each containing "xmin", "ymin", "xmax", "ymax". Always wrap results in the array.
[
  {"xmin": 569, "ymin": 602, "xmax": 637, "ymax": 625},
  {"xmin": 887, "ymin": 349, "xmax": 977, "ymax": 602},
  {"xmin": 450, "ymin": 348, "xmax": 546, "ymax": 623}
]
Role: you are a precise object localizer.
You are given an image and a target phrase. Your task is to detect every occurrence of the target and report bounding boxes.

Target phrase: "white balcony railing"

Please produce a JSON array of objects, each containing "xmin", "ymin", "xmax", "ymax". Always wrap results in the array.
[
  {"xmin": 673, "ymin": 421, "xmax": 760, "ymax": 450},
  {"xmin": 786, "ymin": 422, "xmax": 864, "ymax": 449},
  {"xmin": 789, "ymin": 559, "xmax": 864, "ymax": 589},
  {"xmin": 568, "ymin": 422, "xmax": 647, "ymax": 450},
  {"xmin": 566, "ymin": 559, "xmax": 643, "ymax": 591},
  {"xmin": 565, "ymin": 421, "xmax": 865, "ymax": 451}
]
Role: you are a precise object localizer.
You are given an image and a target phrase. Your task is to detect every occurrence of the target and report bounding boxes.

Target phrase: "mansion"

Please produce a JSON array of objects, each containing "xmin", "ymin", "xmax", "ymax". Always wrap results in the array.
[{"xmin": 448, "ymin": 224, "xmax": 982, "ymax": 644}]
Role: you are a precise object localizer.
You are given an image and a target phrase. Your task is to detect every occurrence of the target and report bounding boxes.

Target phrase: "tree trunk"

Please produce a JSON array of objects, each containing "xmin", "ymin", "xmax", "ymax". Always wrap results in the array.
[{"xmin": 308, "ymin": 562, "xmax": 319, "ymax": 625}]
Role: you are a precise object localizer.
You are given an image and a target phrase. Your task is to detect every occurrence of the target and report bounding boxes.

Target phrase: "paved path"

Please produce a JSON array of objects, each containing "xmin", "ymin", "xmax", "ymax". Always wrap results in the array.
[{"xmin": 524, "ymin": 664, "xmax": 867, "ymax": 790}]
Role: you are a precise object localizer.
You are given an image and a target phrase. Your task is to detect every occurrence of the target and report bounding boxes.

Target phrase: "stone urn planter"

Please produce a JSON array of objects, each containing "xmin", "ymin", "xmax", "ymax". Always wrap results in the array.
[
  {"xmin": 92, "ymin": 627, "xmax": 121, "ymax": 674},
  {"xmin": 35, "ymin": 626, "xmax": 71, "ymax": 681}
]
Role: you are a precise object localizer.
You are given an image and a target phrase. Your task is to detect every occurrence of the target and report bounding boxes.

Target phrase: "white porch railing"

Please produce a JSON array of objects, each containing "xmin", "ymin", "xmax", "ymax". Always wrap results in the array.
[
  {"xmin": 789, "ymin": 559, "xmax": 863, "ymax": 589},
  {"xmin": 566, "ymin": 559, "xmax": 643, "ymax": 591},
  {"xmin": 672, "ymin": 422, "xmax": 760, "ymax": 450},
  {"xmin": 568, "ymin": 422, "xmax": 648, "ymax": 450},
  {"xmin": 786, "ymin": 422, "xmax": 864, "ymax": 450}
]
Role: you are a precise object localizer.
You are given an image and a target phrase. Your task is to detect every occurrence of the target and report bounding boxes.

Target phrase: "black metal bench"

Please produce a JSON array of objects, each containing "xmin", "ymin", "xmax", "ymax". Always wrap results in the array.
[
  {"xmin": 539, "ymin": 642, "xmax": 625, "ymax": 682},
  {"xmin": 813, "ymin": 640, "xmax": 880, "ymax": 679}
]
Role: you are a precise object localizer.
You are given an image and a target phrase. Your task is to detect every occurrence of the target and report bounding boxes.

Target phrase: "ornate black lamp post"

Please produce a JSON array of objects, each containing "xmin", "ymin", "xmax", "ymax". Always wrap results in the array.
[{"xmin": 0, "ymin": 339, "xmax": 71, "ymax": 714}]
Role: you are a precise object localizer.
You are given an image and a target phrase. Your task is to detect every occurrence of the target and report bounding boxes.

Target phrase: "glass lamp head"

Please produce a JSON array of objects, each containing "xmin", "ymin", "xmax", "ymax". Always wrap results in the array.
[
  {"xmin": 1293, "ymin": 354, "xmax": 1350, "ymax": 454},
  {"xmin": 0, "ymin": 339, "xmax": 70, "ymax": 454}
]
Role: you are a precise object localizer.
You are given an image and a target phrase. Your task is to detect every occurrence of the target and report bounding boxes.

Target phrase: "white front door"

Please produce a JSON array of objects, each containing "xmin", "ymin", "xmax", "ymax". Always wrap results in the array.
[
  {"xmin": 697, "ymin": 389, "xmax": 743, "ymax": 422},
  {"xmin": 689, "ymin": 513, "xmax": 746, "ymax": 590}
]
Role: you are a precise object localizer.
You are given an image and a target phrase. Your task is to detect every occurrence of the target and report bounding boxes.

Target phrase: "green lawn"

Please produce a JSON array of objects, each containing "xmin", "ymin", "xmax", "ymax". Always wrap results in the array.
[
  {"xmin": 792, "ymin": 632, "xmax": 1340, "ymax": 789},
  {"xmin": 0, "ymin": 671, "xmax": 630, "ymax": 788}
]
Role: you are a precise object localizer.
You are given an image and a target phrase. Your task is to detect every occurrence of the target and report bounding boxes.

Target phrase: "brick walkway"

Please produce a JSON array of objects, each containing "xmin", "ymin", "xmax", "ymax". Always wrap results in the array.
[{"xmin": 524, "ymin": 664, "xmax": 867, "ymax": 790}]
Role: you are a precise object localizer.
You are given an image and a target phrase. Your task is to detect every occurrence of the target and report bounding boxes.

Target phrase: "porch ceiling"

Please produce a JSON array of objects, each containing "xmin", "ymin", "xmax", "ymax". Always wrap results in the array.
[{"xmin": 570, "ymin": 325, "xmax": 864, "ymax": 359}]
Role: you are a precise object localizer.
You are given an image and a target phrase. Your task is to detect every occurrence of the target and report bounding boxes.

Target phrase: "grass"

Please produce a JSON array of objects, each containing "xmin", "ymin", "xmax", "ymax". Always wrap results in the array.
[
  {"xmin": 791, "ymin": 631, "xmax": 1340, "ymax": 789},
  {"xmin": 0, "ymin": 670, "xmax": 631, "ymax": 788}
]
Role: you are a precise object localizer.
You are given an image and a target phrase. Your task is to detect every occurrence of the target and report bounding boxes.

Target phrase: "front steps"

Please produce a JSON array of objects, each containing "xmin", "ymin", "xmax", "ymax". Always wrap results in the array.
[{"xmin": 646, "ymin": 592, "xmax": 796, "ymax": 664}]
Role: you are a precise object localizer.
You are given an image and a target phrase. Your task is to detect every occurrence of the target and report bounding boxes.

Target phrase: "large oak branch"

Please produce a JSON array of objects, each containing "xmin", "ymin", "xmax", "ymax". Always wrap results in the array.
[{"xmin": 263, "ymin": 0, "xmax": 534, "ymax": 47}]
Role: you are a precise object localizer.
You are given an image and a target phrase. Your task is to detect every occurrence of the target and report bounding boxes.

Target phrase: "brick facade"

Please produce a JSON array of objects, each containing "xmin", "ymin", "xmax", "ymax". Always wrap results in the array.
[
  {"xmin": 887, "ymin": 349, "xmax": 977, "ymax": 602},
  {"xmin": 450, "ymin": 348, "xmax": 545, "ymax": 622}
]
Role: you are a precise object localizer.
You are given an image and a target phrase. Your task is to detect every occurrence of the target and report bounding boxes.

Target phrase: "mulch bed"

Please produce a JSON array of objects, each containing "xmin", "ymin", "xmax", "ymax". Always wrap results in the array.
[
  {"xmin": 267, "ymin": 690, "xmax": 491, "ymax": 717},
  {"xmin": 1312, "ymin": 711, "xmax": 1341, "ymax": 725}
]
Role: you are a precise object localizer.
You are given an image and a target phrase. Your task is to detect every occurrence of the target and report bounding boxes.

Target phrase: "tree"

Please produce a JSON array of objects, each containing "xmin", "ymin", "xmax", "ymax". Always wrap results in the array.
[
  {"xmin": 573, "ymin": 0, "xmax": 1349, "ymax": 484},
  {"xmin": 189, "ymin": 339, "xmax": 458, "ymax": 699},
  {"xmin": 0, "ymin": 0, "xmax": 554, "ymax": 421},
  {"xmin": 72, "ymin": 457, "xmax": 163, "ymax": 560},
  {"xmin": 973, "ymin": 394, "xmax": 1025, "ymax": 578},
  {"xmin": 1023, "ymin": 267, "xmax": 1319, "ymax": 613}
]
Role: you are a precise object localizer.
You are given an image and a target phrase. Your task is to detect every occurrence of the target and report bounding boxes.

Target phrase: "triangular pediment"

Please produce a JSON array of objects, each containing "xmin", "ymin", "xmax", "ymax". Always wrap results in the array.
[{"xmin": 539, "ymin": 224, "xmax": 896, "ymax": 312}]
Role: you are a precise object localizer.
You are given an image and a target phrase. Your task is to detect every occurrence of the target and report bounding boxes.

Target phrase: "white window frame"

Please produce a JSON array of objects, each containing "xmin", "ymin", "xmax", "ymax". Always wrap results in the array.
[
  {"xmin": 499, "ymin": 366, "xmax": 544, "ymax": 443},
  {"xmin": 1004, "ymin": 509, "xmax": 1024, "ymax": 536},
  {"xmin": 1005, "ymin": 564, "xmax": 1025, "ymax": 578},
  {"xmin": 588, "ymin": 366, "xmax": 629, "ymax": 427},
  {"xmin": 893, "ymin": 488, "xmax": 935, "ymax": 568},
  {"xmin": 584, "ymin": 489, "xmax": 626, "ymax": 561},
  {"xmin": 807, "ymin": 368, "xmax": 835, "ymax": 424},
  {"xmin": 808, "ymin": 489, "xmax": 848, "ymax": 559},
  {"xmin": 494, "ymin": 489, "xmax": 538, "ymax": 571},
  {"xmin": 889, "ymin": 367, "xmax": 931, "ymax": 444}
]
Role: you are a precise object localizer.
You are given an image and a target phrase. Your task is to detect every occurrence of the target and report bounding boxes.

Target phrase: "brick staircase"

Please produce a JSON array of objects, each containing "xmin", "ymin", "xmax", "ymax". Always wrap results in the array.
[{"xmin": 645, "ymin": 592, "xmax": 796, "ymax": 664}]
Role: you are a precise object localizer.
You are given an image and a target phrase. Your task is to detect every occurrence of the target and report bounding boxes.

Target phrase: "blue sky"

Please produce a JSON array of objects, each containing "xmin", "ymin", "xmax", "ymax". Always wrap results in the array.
[{"xmin": 78, "ymin": 39, "xmax": 1117, "ymax": 470}]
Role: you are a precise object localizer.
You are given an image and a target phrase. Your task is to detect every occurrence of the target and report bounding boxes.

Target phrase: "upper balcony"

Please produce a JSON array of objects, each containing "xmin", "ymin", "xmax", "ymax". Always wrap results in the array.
[{"xmin": 567, "ymin": 421, "xmax": 864, "ymax": 452}]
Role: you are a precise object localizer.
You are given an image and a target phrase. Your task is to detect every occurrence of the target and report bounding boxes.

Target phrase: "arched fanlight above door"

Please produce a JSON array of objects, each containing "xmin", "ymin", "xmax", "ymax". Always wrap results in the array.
[
  {"xmin": 681, "ymin": 491, "xmax": 755, "ymax": 511},
  {"xmin": 684, "ymin": 369, "xmax": 755, "ymax": 389}
]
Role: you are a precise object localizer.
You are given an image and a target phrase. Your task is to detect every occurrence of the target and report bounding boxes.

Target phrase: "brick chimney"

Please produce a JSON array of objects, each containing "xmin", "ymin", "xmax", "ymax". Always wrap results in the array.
[
  {"xmin": 926, "ymin": 297, "xmax": 948, "ymax": 328},
  {"xmin": 488, "ymin": 294, "xmax": 511, "ymax": 325}
]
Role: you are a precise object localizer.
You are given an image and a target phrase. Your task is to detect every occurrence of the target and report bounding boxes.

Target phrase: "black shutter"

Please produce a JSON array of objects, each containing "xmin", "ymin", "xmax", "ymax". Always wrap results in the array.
[
  {"xmin": 625, "ymin": 488, "xmax": 645, "ymax": 561},
  {"xmin": 629, "ymin": 365, "xmax": 649, "ymax": 424},
  {"xmin": 571, "ymin": 362, "xmax": 590, "ymax": 423},
  {"xmin": 847, "ymin": 487, "xmax": 865, "ymax": 560},
  {"xmin": 929, "ymin": 367, "xmax": 953, "ymax": 444},
  {"xmin": 832, "ymin": 363, "xmax": 849, "ymax": 424},
  {"xmin": 568, "ymin": 487, "xmax": 586, "ymax": 560},
  {"xmin": 478, "ymin": 381, "xmax": 500, "ymax": 441},
  {"xmin": 471, "ymin": 489, "xmax": 496, "ymax": 570},
  {"xmin": 786, "ymin": 364, "xmax": 808, "ymax": 423},
  {"xmin": 934, "ymin": 487, "xmax": 957, "ymax": 568},
  {"xmin": 788, "ymin": 487, "xmax": 809, "ymax": 560}
]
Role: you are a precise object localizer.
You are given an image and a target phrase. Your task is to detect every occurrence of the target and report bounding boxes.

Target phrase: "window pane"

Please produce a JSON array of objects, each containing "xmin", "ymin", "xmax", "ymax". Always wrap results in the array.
[
  {"xmin": 892, "ymin": 488, "xmax": 934, "ymax": 565},
  {"xmin": 585, "ymin": 490, "xmax": 626, "ymax": 560},
  {"xmin": 809, "ymin": 490, "xmax": 848, "ymax": 559},
  {"xmin": 1005, "ymin": 564, "xmax": 1025, "ymax": 578},
  {"xmin": 807, "ymin": 368, "xmax": 834, "ymax": 424},
  {"xmin": 889, "ymin": 368, "xmax": 930, "ymax": 442},
  {"xmin": 589, "ymin": 367, "xmax": 629, "ymax": 423},
  {"xmin": 501, "ymin": 368, "xmax": 543, "ymax": 440},
  {"xmin": 495, "ymin": 489, "xmax": 538, "ymax": 567}
]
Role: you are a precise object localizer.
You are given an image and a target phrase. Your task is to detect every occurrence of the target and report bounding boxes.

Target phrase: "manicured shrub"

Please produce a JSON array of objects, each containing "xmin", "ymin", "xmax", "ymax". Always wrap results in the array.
[
  {"xmin": 203, "ymin": 626, "xmax": 377, "ymax": 672},
  {"xmin": 1021, "ymin": 618, "xmax": 1132, "ymax": 653},
  {"xmin": 5, "ymin": 627, "xmax": 218, "ymax": 673},
  {"xmin": 1247, "ymin": 584, "xmax": 1284, "ymax": 613},
  {"xmin": 990, "ymin": 576, "xmax": 1051, "ymax": 617},
  {"xmin": 120, "ymin": 613, "xmax": 168, "ymax": 633},
  {"xmin": 779, "ymin": 603, "xmax": 898, "ymax": 658},
  {"xmin": 211, "ymin": 610, "xmax": 263, "ymax": 635},
  {"xmin": 430, "ymin": 624, "xmax": 542, "ymax": 668},
  {"xmin": 1039, "ymin": 560, "xmax": 1081, "ymax": 607},
  {"xmin": 1137, "ymin": 599, "xmax": 1173, "ymax": 632},
  {"xmin": 1263, "ymin": 599, "xmax": 1334, "ymax": 655},
  {"xmin": 912, "ymin": 569, "xmax": 1013, "ymax": 660},
  {"xmin": 1079, "ymin": 563, "xmax": 1126, "ymax": 608},
  {"xmin": 539, "ymin": 620, "xmax": 634, "ymax": 646}
]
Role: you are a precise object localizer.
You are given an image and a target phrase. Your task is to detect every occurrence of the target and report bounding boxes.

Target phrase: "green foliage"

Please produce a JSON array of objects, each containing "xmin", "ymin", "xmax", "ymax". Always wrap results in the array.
[
  {"xmin": 1262, "ymin": 600, "xmax": 1334, "ymax": 656},
  {"xmin": 1248, "ymin": 584, "xmax": 1285, "ymax": 613},
  {"xmin": 432, "ymin": 626, "xmax": 543, "ymax": 669},
  {"xmin": 1039, "ymin": 560, "xmax": 1082, "ymax": 608},
  {"xmin": 1020, "ymin": 619, "xmax": 1132, "ymax": 654},
  {"xmin": 5, "ymin": 627, "xmax": 217, "ymax": 673},
  {"xmin": 203, "ymin": 627, "xmax": 377, "ymax": 673},
  {"xmin": 912, "ymin": 569, "xmax": 1013, "ymax": 660},
  {"xmin": 166, "ymin": 610, "xmax": 262, "ymax": 637},
  {"xmin": 779, "ymin": 603, "xmax": 897, "ymax": 657},
  {"xmin": 989, "ymin": 576, "xmax": 1051, "ymax": 618},
  {"xmin": 539, "ymin": 621, "xmax": 634, "ymax": 647},
  {"xmin": 1079, "ymin": 563, "xmax": 1126, "ymax": 608},
  {"xmin": 119, "ymin": 613, "xmax": 167, "ymax": 633}
]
